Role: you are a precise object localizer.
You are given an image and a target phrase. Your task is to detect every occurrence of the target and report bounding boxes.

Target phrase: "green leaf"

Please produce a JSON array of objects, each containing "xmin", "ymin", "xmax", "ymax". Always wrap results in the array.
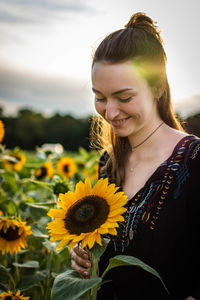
[
  {"xmin": 16, "ymin": 270, "xmax": 48, "ymax": 291},
  {"xmin": 0, "ymin": 283, "xmax": 9, "ymax": 293},
  {"xmin": 52, "ymin": 268, "xmax": 102, "ymax": 300},
  {"xmin": 0, "ymin": 176, "xmax": 4, "ymax": 184},
  {"xmin": 0, "ymin": 264, "xmax": 15, "ymax": 286},
  {"xmin": 91, "ymin": 238, "xmax": 110, "ymax": 261},
  {"xmin": 13, "ymin": 260, "xmax": 39, "ymax": 268},
  {"xmin": 101, "ymin": 255, "xmax": 169, "ymax": 294},
  {"xmin": 32, "ymin": 227, "xmax": 48, "ymax": 238},
  {"xmin": 6, "ymin": 200, "xmax": 17, "ymax": 215},
  {"xmin": 23, "ymin": 179, "xmax": 53, "ymax": 189},
  {"xmin": 42, "ymin": 240, "xmax": 59, "ymax": 253},
  {"xmin": 1, "ymin": 171, "xmax": 18, "ymax": 194},
  {"xmin": 25, "ymin": 202, "xmax": 49, "ymax": 211}
]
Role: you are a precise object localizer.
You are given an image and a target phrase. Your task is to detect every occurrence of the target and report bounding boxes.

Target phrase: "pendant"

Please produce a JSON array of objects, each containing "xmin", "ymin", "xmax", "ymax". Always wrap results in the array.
[
  {"xmin": 129, "ymin": 228, "xmax": 134, "ymax": 240},
  {"xmin": 130, "ymin": 167, "xmax": 134, "ymax": 172}
]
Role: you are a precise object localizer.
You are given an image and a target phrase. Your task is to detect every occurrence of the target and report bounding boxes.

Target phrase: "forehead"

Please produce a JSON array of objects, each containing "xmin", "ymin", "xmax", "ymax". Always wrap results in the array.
[{"xmin": 92, "ymin": 61, "xmax": 149, "ymax": 93}]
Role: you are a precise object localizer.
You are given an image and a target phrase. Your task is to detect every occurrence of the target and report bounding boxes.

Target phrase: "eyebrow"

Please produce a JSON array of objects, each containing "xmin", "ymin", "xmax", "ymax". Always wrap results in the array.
[{"xmin": 92, "ymin": 88, "xmax": 134, "ymax": 96}]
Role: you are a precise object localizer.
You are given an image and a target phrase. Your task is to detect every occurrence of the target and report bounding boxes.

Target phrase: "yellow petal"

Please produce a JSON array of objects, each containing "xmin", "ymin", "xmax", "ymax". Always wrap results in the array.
[
  {"xmin": 108, "ymin": 228, "xmax": 117, "ymax": 235},
  {"xmin": 56, "ymin": 239, "xmax": 69, "ymax": 251},
  {"xmin": 84, "ymin": 177, "xmax": 92, "ymax": 194},
  {"xmin": 98, "ymin": 227, "xmax": 109, "ymax": 235},
  {"xmin": 48, "ymin": 209, "xmax": 66, "ymax": 219},
  {"xmin": 95, "ymin": 232, "xmax": 102, "ymax": 246},
  {"xmin": 107, "ymin": 215, "xmax": 124, "ymax": 222},
  {"xmin": 108, "ymin": 207, "xmax": 127, "ymax": 217},
  {"xmin": 101, "ymin": 221, "xmax": 119, "ymax": 228},
  {"xmin": 92, "ymin": 178, "xmax": 108, "ymax": 195}
]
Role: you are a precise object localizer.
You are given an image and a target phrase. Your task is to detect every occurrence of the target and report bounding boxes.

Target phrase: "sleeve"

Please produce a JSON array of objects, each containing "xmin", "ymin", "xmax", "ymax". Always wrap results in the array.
[{"xmin": 187, "ymin": 139, "xmax": 200, "ymax": 299}]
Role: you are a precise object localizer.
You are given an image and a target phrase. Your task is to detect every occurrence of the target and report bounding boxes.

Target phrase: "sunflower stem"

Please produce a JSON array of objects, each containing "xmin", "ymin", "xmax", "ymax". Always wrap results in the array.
[
  {"xmin": 14, "ymin": 252, "xmax": 20, "ymax": 283},
  {"xmin": 90, "ymin": 252, "xmax": 99, "ymax": 300},
  {"xmin": 86, "ymin": 290, "xmax": 92, "ymax": 300},
  {"xmin": 44, "ymin": 249, "xmax": 53, "ymax": 300}
]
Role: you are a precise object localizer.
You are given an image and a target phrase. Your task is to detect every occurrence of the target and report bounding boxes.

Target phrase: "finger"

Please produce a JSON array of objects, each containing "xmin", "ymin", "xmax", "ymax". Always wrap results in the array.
[
  {"xmin": 74, "ymin": 244, "xmax": 90, "ymax": 260},
  {"xmin": 71, "ymin": 259, "xmax": 91, "ymax": 279},
  {"xmin": 73, "ymin": 251, "xmax": 91, "ymax": 268}
]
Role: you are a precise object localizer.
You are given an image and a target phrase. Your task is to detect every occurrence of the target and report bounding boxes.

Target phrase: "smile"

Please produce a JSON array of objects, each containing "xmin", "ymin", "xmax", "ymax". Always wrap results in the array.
[{"xmin": 110, "ymin": 117, "xmax": 130, "ymax": 127}]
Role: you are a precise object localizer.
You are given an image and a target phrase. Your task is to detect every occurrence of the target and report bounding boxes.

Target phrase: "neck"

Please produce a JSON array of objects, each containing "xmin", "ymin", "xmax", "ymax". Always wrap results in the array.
[{"xmin": 128, "ymin": 120, "xmax": 165, "ymax": 153}]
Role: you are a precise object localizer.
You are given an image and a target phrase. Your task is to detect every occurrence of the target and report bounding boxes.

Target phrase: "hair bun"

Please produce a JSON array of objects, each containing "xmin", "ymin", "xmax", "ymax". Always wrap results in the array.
[
  {"xmin": 125, "ymin": 12, "xmax": 162, "ymax": 43},
  {"xmin": 125, "ymin": 12, "xmax": 153, "ymax": 28}
]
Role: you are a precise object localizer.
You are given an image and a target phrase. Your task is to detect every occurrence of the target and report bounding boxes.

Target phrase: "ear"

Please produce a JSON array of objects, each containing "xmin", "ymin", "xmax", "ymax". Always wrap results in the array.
[{"xmin": 152, "ymin": 85, "xmax": 164, "ymax": 100}]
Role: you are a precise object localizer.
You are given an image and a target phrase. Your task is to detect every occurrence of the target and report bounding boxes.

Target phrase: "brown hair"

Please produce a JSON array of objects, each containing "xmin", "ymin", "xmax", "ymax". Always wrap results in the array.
[{"xmin": 90, "ymin": 12, "xmax": 184, "ymax": 186}]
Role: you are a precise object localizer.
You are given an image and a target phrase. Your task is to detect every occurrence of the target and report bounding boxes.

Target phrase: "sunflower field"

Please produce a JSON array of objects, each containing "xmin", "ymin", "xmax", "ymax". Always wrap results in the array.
[{"xmin": 0, "ymin": 120, "xmax": 100, "ymax": 300}]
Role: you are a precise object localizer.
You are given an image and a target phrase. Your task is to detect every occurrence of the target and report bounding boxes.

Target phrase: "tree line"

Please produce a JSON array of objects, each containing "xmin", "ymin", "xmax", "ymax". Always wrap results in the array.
[{"xmin": 0, "ymin": 107, "xmax": 199, "ymax": 151}]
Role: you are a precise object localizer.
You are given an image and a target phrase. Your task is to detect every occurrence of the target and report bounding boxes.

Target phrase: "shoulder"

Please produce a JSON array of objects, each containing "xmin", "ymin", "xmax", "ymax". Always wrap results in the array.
[
  {"xmin": 184, "ymin": 135, "xmax": 200, "ymax": 178},
  {"xmin": 186, "ymin": 135, "xmax": 200, "ymax": 163}
]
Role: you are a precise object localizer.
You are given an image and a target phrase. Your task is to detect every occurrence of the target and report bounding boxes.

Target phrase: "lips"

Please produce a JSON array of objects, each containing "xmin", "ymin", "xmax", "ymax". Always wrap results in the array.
[{"xmin": 111, "ymin": 117, "xmax": 130, "ymax": 127}]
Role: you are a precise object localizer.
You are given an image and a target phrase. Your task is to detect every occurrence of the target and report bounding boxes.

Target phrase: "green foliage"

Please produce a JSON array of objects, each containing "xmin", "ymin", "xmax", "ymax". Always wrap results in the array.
[
  {"xmin": 51, "ymin": 253, "xmax": 169, "ymax": 300},
  {"xmin": 0, "ymin": 142, "xmax": 100, "ymax": 299},
  {"xmin": 0, "ymin": 130, "xmax": 169, "ymax": 299},
  {"xmin": 101, "ymin": 255, "xmax": 169, "ymax": 293},
  {"xmin": 1, "ymin": 108, "xmax": 91, "ymax": 151},
  {"xmin": 183, "ymin": 113, "xmax": 200, "ymax": 137},
  {"xmin": 52, "ymin": 268, "xmax": 102, "ymax": 300}
]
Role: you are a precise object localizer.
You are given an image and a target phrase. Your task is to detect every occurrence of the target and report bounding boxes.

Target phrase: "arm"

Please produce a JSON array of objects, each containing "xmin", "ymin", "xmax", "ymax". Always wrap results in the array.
[{"xmin": 186, "ymin": 139, "xmax": 200, "ymax": 299}]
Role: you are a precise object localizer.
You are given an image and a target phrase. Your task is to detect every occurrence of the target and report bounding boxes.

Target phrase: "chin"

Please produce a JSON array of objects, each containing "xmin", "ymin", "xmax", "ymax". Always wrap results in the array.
[{"xmin": 113, "ymin": 128, "xmax": 130, "ymax": 138}]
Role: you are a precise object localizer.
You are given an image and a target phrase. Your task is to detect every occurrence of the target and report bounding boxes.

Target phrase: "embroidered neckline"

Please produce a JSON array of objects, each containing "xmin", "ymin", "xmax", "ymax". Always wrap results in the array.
[
  {"xmin": 126, "ymin": 135, "xmax": 196, "ymax": 202},
  {"xmin": 112, "ymin": 135, "xmax": 198, "ymax": 252}
]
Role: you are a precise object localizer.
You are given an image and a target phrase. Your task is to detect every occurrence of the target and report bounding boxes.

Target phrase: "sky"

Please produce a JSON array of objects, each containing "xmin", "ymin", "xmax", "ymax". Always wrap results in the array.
[{"xmin": 0, "ymin": 0, "xmax": 200, "ymax": 118}]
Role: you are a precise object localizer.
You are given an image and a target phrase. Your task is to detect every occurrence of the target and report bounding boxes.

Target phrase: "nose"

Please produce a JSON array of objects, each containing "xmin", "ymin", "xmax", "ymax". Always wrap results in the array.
[{"xmin": 105, "ymin": 100, "xmax": 120, "ymax": 121}]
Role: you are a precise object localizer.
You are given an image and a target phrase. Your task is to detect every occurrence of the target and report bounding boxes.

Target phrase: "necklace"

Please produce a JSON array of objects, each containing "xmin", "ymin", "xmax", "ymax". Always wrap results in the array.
[{"xmin": 130, "ymin": 122, "xmax": 164, "ymax": 172}]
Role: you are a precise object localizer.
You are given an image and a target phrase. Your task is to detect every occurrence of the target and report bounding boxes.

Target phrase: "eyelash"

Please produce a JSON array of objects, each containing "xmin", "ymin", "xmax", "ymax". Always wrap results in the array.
[
  {"xmin": 95, "ymin": 97, "xmax": 132, "ymax": 103},
  {"xmin": 118, "ymin": 97, "xmax": 132, "ymax": 102}
]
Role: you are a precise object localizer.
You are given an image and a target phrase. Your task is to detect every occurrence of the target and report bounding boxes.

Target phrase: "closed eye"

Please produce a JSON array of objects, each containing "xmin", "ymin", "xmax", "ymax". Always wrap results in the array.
[
  {"xmin": 118, "ymin": 96, "xmax": 133, "ymax": 102},
  {"xmin": 95, "ymin": 97, "xmax": 106, "ymax": 102}
]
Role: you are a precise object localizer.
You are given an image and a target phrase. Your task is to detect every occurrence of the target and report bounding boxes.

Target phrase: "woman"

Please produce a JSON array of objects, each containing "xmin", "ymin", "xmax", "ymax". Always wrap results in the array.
[{"xmin": 70, "ymin": 12, "xmax": 200, "ymax": 300}]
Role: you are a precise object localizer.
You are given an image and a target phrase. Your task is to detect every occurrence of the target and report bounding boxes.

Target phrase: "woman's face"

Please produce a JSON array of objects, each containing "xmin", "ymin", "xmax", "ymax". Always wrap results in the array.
[{"xmin": 92, "ymin": 61, "xmax": 159, "ymax": 138}]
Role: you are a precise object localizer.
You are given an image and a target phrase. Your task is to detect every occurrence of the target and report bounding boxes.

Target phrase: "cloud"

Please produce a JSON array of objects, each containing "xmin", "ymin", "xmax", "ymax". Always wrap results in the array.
[
  {"xmin": 0, "ymin": 0, "xmax": 93, "ymax": 24},
  {"xmin": 0, "ymin": 0, "xmax": 98, "ymax": 46},
  {"xmin": 0, "ymin": 64, "xmax": 95, "ymax": 117}
]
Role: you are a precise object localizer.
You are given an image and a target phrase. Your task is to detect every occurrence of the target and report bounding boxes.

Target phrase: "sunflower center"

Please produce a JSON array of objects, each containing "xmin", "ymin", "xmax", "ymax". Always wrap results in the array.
[
  {"xmin": 36, "ymin": 166, "xmax": 47, "ymax": 179},
  {"xmin": 0, "ymin": 226, "xmax": 22, "ymax": 241},
  {"xmin": 5, "ymin": 297, "xmax": 12, "ymax": 300},
  {"xmin": 9, "ymin": 155, "xmax": 20, "ymax": 165},
  {"xmin": 63, "ymin": 164, "xmax": 69, "ymax": 172},
  {"xmin": 64, "ymin": 195, "xmax": 109, "ymax": 235}
]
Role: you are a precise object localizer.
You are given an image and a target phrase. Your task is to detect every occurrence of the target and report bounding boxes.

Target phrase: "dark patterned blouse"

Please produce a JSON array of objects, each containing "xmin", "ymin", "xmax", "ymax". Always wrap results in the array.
[{"xmin": 97, "ymin": 135, "xmax": 200, "ymax": 300}]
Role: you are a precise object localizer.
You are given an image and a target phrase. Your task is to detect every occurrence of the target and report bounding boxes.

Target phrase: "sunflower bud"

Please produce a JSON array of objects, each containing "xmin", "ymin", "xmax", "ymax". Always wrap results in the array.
[{"xmin": 53, "ymin": 182, "xmax": 69, "ymax": 196}]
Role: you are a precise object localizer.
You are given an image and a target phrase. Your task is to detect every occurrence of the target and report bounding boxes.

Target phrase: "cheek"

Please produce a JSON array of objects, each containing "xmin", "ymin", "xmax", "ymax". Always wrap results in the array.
[{"xmin": 95, "ymin": 102, "xmax": 105, "ymax": 116}]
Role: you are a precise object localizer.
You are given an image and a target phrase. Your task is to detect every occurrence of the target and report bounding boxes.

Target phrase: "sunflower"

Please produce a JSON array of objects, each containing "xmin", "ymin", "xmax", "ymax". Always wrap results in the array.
[
  {"xmin": 14, "ymin": 290, "xmax": 30, "ymax": 300},
  {"xmin": 0, "ymin": 290, "xmax": 30, "ymax": 300},
  {"xmin": 56, "ymin": 156, "xmax": 76, "ymax": 178},
  {"xmin": 0, "ymin": 290, "xmax": 13, "ymax": 300},
  {"xmin": 46, "ymin": 177, "xmax": 128, "ymax": 250},
  {"xmin": 0, "ymin": 120, "xmax": 5, "ymax": 143},
  {"xmin": 0, "ymin": 217, "xmax": 32, "ymax": 255},
  {"xmin": 53, "ymin": 182, "xmax": 69, "ymax": 196},
  {"xmin": 84, "ymin": 164, "xmax": 99, "ymax": 181},
  {"xmin": 4, "ymin": 152, "xmax": 26, "ymax": 171},
  {"xmin": 35, "ymin": 162, "xmax": 54, "ymax": 180}
]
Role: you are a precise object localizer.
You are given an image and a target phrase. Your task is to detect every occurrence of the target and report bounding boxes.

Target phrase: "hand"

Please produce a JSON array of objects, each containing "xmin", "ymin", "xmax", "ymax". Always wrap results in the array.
[
  {"xmin": 185, "ymin": 297, "xmax": 196, "ymax": 300},
  {"xmin": 70, "ymin": 244, "xmax": 91, "ymax": 279}
]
